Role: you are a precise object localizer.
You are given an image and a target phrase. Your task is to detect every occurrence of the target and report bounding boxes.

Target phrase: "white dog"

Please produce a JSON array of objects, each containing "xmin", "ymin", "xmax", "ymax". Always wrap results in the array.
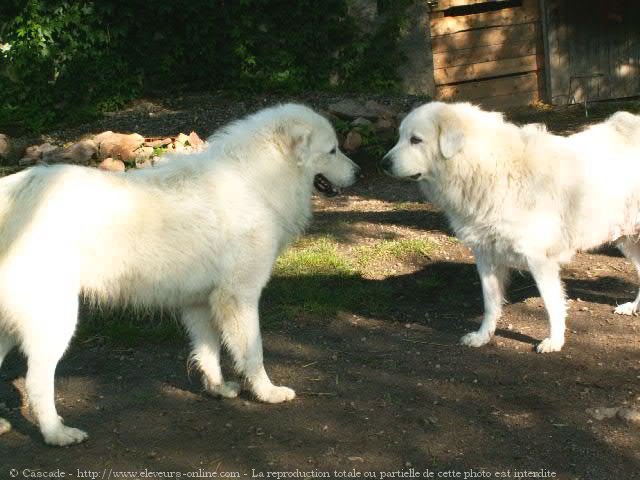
[
  {"xmin": 0, "ymin": 104, "xmax": 360, "ymax": 446},
  {"xmin": 383, "ymin": 101, "xmax": 640, "ymax": 353}
]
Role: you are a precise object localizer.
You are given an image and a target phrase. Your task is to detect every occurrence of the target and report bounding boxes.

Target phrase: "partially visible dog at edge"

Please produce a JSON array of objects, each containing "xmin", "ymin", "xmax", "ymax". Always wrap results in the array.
[
  {"xmin": 382, "ymin": 101, "xmax": 640, "ymax": 353},
  {"xmin": 0, "ymin": 104, "xmax": 360, "ymax": 446}
]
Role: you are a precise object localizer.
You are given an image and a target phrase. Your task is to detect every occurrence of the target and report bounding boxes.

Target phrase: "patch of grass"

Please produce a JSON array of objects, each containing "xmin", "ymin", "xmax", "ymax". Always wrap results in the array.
[
  {"xmin": 354, "ymin": 238, "xmax": 435, "ymax": 269},
  {"xmin": 152, "ymin": 146, "xmax": 168, "ymax": 157},
  {"xmin": 263, "ymin": 237, "xmax": 394, "ymax": 326},
  {"xmin": 275, "ymin": 236, "xmax": 355, "ymax": 277},
  {"xmin": 390, "ymin": 201, "xmax": 424, "ymax": 211}
]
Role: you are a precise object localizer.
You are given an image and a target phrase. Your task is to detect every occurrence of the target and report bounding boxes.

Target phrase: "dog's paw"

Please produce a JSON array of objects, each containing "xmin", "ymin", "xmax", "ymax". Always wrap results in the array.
[
  {"xmin": 204, "ymin": 379, "xmax": 241, "ymax": 399},
  {"xmin": 536, "ymin": 337, "xmax": 564, "ymax": 353},
  {"xmin": 254, "ymin": 385, "xmax": 296, "ymax": 404},
  {"xmin": 460, "ymin": 331, "xmax": 491, "ymax": 348},
  {"xmin": 614, "ymin": 302, "xmax": 638, "ymax": 316},
  {"xmin": 0, "ymin": 418, "xmax": 11, "ymax": 435},
  {"xmin": 43, "ymin": 425, "xmax": 88, "ymax": 446}
]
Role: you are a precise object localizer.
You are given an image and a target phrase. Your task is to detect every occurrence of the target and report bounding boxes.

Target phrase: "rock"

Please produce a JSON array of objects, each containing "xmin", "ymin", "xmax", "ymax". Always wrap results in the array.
[
  {"xmin": 144, "ymin": 138, "xmax": 172, "ymax": 148},
  {"xmin": 0, "ymin": 134, "xmax": 11, "ymax": 159},
  {"xmin": 94, "ymin": 131, "xmax": 145, "ymax": 161},
  {"xmin": 364, "ymin": 100, "xmax": 398, "ymax": 119},
  {"xmin": 587, "ymin": 406, "xmax": 640, "ymax": 424},
  {"xmin": 188, "ymin": 131, "xmax": 205, "ymax": 151},
  {"xmin": 136, "ymin": 159, "xmax": 154, "ymax": 169},
  {"xmin": 374, "ymin": 118, "xmax": 395, "ymax": 132},
  {"xmin": 351, "ymin": 117, "xmax": 373, "ymax": 128},
  {"xmin": 175, "ymin": 133, "xmax": 190, "ymax": 146},
  {"xmin": 343, "ymin": 130, "xmax": 363, "ymax": 151},
  {"xmin": 373, "ymin": 119, "xmax": 397, "ymax": 141},
  {"xmin": 1, "ymin": 137, "xmax": 32, "ymax": 165},
  {"xmin": 69, "ymin": 139, "xmax": 98, "ymax": 164},
  {"xmin": 19, "ymin": 143, "xmax": 59, "ymax": 166},
  {"xmin": 93, "ymin": 131, "xmax": 114, "ymax": 144},
  {"xmin": 98, "ymin": 157, "xmax": 126, "ymax": 172},
  {"xmin": 586, "ymin": 407, "xmax": 619, "ymax": 421},
  {"xmin": 328, "ymin": 99, "xmax": 377, "ymax": 120},
  {"xmin": 617, "ymin": 407, "xmax": 640, "ymax": 425},
  {"xmin": 44, "ymin": 139, "xmax": 97, "ymax": 165},
  {"xmin": 134, "ymin": 146, "xmax": 154, "ymax": 161}
]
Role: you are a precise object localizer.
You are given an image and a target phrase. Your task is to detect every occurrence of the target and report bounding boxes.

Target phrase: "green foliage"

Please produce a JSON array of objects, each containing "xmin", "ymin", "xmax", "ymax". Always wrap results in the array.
[
  {"xmin": 0, "ymin": 1, "xmax": 141, "ymax": 132},
  {"xmin": 339, "ymin": 0, "xmax": 414, "ymax": 92},
  {"xmin": 0, "ymin": 0, "xmax": 415, "ymax": 134}
]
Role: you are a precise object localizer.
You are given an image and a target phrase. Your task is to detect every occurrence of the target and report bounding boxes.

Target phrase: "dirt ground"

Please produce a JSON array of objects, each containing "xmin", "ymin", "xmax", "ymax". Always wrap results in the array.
[{"xmin": 1, "ymin": 95, "xmax": 639, "ymax": 480}]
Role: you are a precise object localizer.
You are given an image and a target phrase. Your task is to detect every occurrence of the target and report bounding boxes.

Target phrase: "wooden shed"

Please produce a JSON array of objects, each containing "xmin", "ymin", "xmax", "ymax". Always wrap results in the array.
[
  {"xmin": 388, "ymin": 0, "xmax": 640, "ymax": 107},
  {"xmin": 428, "ymin": 0, "xmax": 544, "ymax": 108},
  {"xmin": 542, "ymin": 0, "xmax": 640, "ymax": 105}
]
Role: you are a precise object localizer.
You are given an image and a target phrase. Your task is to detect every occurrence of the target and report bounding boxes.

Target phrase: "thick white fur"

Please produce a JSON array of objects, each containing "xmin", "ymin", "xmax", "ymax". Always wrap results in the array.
[
  {"xmin": 0, "ymin": 103, "xmax": 359, "ymax": 446},
  {"xmin": 384, "ymin": 101, "xmax": 640, "ymax": 353}
]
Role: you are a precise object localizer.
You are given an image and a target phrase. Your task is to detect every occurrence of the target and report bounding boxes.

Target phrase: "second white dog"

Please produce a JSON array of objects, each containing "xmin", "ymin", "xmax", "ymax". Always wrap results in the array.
[
  {"xmin": 383, "ymin": 101, "xmax": 640, "ymax": 353},
  {"xmin": 0, "ymin": 103, "xmax": 360, "ymax": 446}
]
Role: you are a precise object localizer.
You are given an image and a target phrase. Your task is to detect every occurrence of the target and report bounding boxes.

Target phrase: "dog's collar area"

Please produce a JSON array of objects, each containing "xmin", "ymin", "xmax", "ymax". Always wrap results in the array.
[{"xmin": 314, "ymin": 173, "xmax": 340, "ymax": 197}]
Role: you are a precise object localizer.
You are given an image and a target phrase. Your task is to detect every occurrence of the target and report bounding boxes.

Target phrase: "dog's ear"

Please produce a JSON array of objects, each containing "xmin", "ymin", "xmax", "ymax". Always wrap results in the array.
[
  {"xmin": 277, "ymin": 122, "xmax": 311, "ymax": 153},
  {"xmin": 438, "ymin": 111, "xmax": 464, "ymax": 159}
]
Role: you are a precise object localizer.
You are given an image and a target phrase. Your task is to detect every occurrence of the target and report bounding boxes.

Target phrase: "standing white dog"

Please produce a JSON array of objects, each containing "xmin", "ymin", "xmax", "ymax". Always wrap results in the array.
[
  {"xmin": 382, "ymin": 101, "xmax": 640, "ymax": 353},
  {"xmin": 0, "ymin": 104, "xmax": 360, "ymax": 446}
]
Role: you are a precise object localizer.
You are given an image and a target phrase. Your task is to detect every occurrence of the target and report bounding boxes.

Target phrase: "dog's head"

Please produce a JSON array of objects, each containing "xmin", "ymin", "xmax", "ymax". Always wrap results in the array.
[
  {"xmin": 278, "ymin": 104, "xmax": 361, "ymax": 197},
  {"xmin": 381, "ymin": 102, "xmax": 491, "ymax": 182}
]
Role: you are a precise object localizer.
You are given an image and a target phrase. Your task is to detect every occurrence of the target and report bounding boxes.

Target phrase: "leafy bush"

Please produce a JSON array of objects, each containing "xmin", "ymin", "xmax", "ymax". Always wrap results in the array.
[{"xmin": 0, "ymin": 0, "xmax": 414, "ymax": 133}]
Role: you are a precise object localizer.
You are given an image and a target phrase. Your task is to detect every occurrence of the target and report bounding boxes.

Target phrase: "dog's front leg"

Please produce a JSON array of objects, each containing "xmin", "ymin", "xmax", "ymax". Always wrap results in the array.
[
  {"xmin": 461, "ymin": 250, "xmax": 509, "ymax": 348},
  {"xmin": 211, "ymin": 290, "xmax": 295, "ymax": 403},
  {"xmin": 527, "ymin": 257, "xmax": 566, "ymax": 353}
]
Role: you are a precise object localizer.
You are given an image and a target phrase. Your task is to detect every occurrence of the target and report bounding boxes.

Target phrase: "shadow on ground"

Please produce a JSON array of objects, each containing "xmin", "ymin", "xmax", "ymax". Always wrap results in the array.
[{"xmin": 1, "ymin": 263, "xmax": 638, "ymax": 479}]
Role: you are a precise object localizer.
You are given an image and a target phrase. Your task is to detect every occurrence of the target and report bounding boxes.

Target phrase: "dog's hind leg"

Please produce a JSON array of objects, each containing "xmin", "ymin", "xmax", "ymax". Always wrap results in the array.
[
  {"xmin": 614, "ymin": 236, "xmax": 640, "ymax": 315},
  {"xmin": 527, "ymin": 258, "xmax": 566, "ymax": 353},
  {"xmin": 21, "ymin": 294, "xmax": 87, "ymax": 446},
  {"xmin": 211, "ymin": 289, "xmax": 295, "ymax": 404},
  {"xmin": 181, "ymin": 305, "xmax": 241, "ymax": 398},
  {"xmin": 461, "ymin": 250, "xmax": 509, "ymax": 348}
]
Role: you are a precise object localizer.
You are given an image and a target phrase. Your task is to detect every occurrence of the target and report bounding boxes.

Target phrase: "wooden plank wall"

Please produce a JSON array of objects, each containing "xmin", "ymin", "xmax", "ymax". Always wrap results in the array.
[
  {"xmin": 430, "ymin": 0, "xmax": 544, "ymax": 108},
  {"xmin": 545, "ymin": 0, "xmax": 640, "ymax": 105}
]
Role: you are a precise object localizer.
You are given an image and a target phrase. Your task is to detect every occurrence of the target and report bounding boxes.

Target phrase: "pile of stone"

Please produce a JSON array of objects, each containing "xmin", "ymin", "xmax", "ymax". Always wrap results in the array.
[
  {"xmin": 325, "ymin": 99, "xmax": 406, "ymax": 152},
  {"xmin": 0, "ymin": 98, "xmax": 407, "ymax": 170},
  {"xmin": 0, "ymin": 130, "xmax": 207, "ymax": 172}
]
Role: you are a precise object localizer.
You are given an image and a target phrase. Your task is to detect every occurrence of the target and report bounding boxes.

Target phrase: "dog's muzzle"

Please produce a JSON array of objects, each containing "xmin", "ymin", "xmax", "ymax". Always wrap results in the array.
[
  {"xmin": 314, "ymin": 174, "xmax": 340, "ymax": 197},
  {"xmin": 380, "ymin": 153, "xmax": 393, "ymax": 174}
]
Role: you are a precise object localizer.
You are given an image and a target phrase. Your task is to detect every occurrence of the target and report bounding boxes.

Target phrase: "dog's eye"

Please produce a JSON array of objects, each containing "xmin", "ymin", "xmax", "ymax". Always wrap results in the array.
[
  {"xmin": 410, "ymin": 136, "xmax": 423, "ymax": 145},
  {"xmin": 329, "ymin": 147, "xmax": 336, "ymax": 155}
]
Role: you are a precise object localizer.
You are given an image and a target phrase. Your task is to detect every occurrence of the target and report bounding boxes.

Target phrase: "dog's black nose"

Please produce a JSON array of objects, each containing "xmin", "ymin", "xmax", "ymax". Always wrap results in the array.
[{"xmin": 381, "ymin": 155, "xmax": 393, "ymax": 172}]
